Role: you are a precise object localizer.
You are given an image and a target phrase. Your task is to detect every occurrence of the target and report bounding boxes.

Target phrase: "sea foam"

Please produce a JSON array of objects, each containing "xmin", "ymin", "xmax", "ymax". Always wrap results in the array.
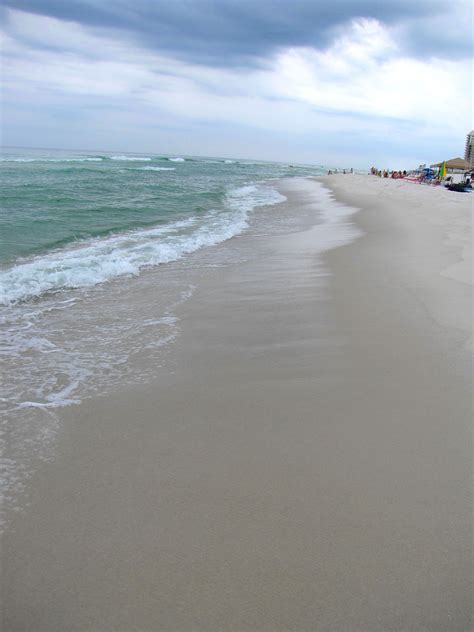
[
  {"xmin": 110, "ymin": 155, "xmax": 151, "ymax": 161},
  {"xmin": 134, "ymin": 166, "xmax": 176, "ymax": 171},
  {"xmin": 0, "ymin": 184, "xmax": 285, "ymax": 305},
  {"xmin": 0, "ymin": 157, "xmax": 103, "ymax": 162}
]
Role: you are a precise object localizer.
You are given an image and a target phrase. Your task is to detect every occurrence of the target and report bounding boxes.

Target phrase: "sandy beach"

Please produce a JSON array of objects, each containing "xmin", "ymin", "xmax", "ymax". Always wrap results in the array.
[{"xmin": 2, "ymin": 175, "xmax": 472, "ymax": 631}]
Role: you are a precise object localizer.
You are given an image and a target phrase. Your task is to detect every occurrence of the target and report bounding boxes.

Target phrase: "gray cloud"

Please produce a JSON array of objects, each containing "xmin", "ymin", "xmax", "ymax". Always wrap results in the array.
[
  {"xmin": 3, "ymin": 0, "xmax": 471, "ymax": 65},
  {"xmin": 1, "ymin": 0, "xmax": 470, "ymax": 166}
]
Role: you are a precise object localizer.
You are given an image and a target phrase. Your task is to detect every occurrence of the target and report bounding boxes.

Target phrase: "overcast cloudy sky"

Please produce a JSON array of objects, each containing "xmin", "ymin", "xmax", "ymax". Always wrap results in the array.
[{"xmin": 1, "ymin": 0, "xmax": 472, "ymax": 166}]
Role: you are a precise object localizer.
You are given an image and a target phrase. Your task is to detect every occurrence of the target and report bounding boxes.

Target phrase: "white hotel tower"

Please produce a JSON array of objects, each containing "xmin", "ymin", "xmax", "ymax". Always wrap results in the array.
[{"xmin": 465, "ymin": 130, "xmax": 474, "ymax": 168}]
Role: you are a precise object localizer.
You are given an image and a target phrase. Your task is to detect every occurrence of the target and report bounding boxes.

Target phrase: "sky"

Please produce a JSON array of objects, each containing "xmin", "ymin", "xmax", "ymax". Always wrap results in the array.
[{"xmin": 1, "ymin": 0, "xmax": 472, "ymax": 167}]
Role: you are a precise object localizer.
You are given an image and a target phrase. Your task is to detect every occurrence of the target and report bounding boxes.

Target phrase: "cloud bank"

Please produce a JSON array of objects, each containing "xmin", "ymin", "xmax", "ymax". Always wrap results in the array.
[{"xmin": 1, "ymin": 0, "xmax": 472, "ymax": 166}]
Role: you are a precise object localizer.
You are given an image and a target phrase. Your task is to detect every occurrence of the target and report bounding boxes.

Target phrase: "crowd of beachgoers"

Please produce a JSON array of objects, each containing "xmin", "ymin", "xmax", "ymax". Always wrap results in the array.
[
  {"xmin": 370, "ymin": 167, "xmax": 407, "ymax": 179},
  {"xmin": 368, "ymin": 165, "xmax": 473, "ymax": 192},
  {"xmin": 325, "ymin": 163, "xmax": 473, "ymax": 192}
]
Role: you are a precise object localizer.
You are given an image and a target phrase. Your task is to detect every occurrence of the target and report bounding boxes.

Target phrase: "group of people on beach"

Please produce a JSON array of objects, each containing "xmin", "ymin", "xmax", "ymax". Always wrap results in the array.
[
  {"xmin": 369, "ymin": 165, "xmax": 472, "ymax": 191},
  {"xmin": 370, "ymin": 167, "xmax": 407, "ymax": 178}
]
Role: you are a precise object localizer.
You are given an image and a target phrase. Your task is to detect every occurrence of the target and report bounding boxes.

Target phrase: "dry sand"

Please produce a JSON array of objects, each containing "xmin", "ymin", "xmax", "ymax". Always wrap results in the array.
[{"xmin": 2, "ymin": 175, "xmax": 472, "ymax": 631}]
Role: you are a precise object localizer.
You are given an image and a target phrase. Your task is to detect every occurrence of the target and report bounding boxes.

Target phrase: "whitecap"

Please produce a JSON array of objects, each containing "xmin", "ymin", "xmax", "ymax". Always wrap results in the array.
[
  {"xmin": 0, "ymin": 157, "xmax": 103, "ymax": 163},
  {"xmin": 134, "ymin": 167, "xmax": 176, "ymax": 171},
  {"xmin": 110, "ymin": 155, "xmax": 151, "ymax": 161},
  {"xmin": 0, "ymin": 184, "xmax": 286, "ymax": 305}
]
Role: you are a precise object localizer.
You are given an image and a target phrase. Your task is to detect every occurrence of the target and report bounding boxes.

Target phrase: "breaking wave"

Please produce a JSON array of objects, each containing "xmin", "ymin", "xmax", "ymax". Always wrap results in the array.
[
  {"xmin": 134, "ymin": 166, "xmax": 176, "ymax": 171},
  {"xmin": 110, "ymin": 155, "xmax": 151, "ymax": 161},
  {"xmin": 0, "ymin": 157, "xmax": 104, "ymax": 162},
  {"xmin": 0, "ymin": 184, "xmax": 286, "ymax": 305}
]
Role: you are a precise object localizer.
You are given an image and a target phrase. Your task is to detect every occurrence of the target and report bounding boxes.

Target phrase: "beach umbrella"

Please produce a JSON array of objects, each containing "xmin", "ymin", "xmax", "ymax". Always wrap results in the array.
[{"xmin": 439, "ymin": 161, "xmax": 447, "ymax": 178}]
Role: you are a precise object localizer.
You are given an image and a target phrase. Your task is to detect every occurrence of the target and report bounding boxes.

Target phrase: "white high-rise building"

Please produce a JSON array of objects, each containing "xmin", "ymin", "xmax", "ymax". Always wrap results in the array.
[{"xmin": 465, "ymin": 130, "xmax": 474, "ymax": 168}]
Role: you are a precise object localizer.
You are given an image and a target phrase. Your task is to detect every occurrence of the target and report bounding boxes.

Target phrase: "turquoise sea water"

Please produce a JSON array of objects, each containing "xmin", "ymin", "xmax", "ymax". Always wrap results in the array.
[
  {"xmin": 1, "ymin": 147, "xmax": 333, "ymax": 526},
  {"xmin": 0, "ymin": 147, "xmax": 323, "ymax": 303},
  {"xmin": 0, "ymin": 148, "xmax": 363, "ymax": 533}
]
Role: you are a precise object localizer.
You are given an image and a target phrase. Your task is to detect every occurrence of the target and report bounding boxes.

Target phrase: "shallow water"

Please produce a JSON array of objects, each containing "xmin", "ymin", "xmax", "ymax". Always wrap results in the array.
[{"xmin": 0, "ymin": 154, "xmax": 356, "ymax": 531}]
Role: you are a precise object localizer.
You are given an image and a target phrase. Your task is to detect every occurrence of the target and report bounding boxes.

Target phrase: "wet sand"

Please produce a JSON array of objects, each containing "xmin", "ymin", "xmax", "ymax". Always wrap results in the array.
[{"xmin": 2, "ymin": 176, "xmax": 472, "ymax": 631}]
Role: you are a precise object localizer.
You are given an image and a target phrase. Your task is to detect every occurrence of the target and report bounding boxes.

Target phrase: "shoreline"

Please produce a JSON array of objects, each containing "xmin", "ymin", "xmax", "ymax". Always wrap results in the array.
[
  {"xmin": 3, "ymin": 175, "xmax": 472, "ymax": 631},
  {"xmin": 322, "ymin": 174, "xmax": 472, "ymax": 351}
]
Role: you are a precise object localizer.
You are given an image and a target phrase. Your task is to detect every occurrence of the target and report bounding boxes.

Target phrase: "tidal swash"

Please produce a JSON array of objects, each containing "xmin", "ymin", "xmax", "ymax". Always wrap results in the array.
[{"xmin": 0, "ymin": 147, "xmax": 327, "ymax": 528}]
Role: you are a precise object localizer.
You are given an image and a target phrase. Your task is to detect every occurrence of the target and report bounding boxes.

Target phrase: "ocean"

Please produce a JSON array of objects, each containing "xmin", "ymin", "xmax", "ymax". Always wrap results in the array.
[
  {"xmin": 0, "ymin": 147, "xmax": 326, "ymax": 292},
  {"xmin": 1, "ymin": 147, "xmax": 331, "ymax": 526}
]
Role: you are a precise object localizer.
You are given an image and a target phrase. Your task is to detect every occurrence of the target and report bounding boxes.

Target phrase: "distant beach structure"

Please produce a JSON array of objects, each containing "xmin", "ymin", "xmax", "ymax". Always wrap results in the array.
[{"xmin": 430, "ymin": 157, "xmax": 469, "ymax": 173}]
